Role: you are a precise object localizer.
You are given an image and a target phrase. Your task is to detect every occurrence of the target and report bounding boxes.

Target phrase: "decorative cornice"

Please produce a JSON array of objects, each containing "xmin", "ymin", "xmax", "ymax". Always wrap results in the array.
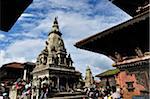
[{"xmin": 113, "ymin": 55, "xmax": 150, "ymax": 67}]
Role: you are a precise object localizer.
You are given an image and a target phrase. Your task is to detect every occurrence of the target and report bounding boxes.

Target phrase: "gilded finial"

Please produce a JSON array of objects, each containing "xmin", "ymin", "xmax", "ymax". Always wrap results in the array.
[
  {"xmin": 49, "ymin": 17, "xmax": 62, "ymax": 36},
  {"xmin": 86, "ymin": 65, "xmax": 90, "ymax": 70},
  {"xmin": 54, "ymin": 16, "xmax": 58, "ymax": 24}
]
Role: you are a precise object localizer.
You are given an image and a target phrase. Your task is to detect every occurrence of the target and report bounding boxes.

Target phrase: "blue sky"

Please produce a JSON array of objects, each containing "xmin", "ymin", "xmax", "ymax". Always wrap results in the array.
[{"xmin": 0, "ymin": 0, "xmax": 131, "ymax": 77}]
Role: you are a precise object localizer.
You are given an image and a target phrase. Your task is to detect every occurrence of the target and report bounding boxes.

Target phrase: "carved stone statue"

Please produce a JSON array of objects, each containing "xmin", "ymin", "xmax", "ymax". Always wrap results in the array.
[
  {"xmin": 115, "ymin": 52, "xmax": 122, "ymax": 62},
  {"xmin": 40, "ymin": 55, "xmax": 44, "ymax": 64},
  {"xmin": 36, "ymin": 56, "xmax": 40, "ymax": 66},
  {"xmin": 58, "ymin": 38, "xmax": 65, "ymax": 51},
  {"xmin": 43, "ymin": 55, "xmax": 47, "ymax": 65},
  {"xmin": 135, "ymin": 47, "xmax": 143, "ymax": 57}
]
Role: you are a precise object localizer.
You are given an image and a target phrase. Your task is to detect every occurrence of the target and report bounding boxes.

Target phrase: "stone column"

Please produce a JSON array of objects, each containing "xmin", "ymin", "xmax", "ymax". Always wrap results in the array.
[
  {"xmin": 57, "ymin": 54, "xmax": 61, "ymax": 65},
  {"xmin": 23, "ymin": 69, "xmax": 27, "ymax": 80},
  {"xmin": 36, "ymin": 78, "xmax": 41, "ymax": 99},
  {"xmin": 66, "ymin": 77, "xmax": 69, "ymax": 91},
  {"xmin": 57, "ymin": 77, "xmax": 60, "ymax": 92},
  {"xmin": 73, "ymin": 82, "xmax": 76, "ymax": 90},
  {"xmin": 64, "ymin": 58, "xmax": 67, "ymax": 66}
]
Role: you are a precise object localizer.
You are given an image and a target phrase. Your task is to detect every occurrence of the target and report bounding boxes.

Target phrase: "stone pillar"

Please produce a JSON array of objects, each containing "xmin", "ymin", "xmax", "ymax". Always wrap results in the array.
[
  {"xmin": 57, "ymin": 54, "xmax": 61, "ymax": 65},
  {"xmin": 66, "ymin": 78, "xmax": 69, "ymax": 91},
  {"xmin": 57, "ymin": 77, "xmax": 60, "ymax": 92},
  {"xmin": 36, "ymin": 88, "xmax": 40, "ymax": 99},
  {"xmin": 36, "ymin": 78, "xmax": 41, "ymax": 99},
  {"xmin": 9, "ymin": 85, "xmax": 17, "ymax": 99},
  {"xmin": 73, "ymin": 81, "xmax": 76, "ymax": 90},
  {"xmin": 64, "ymin": 58, "xmax": 67, "ymax": 66},
  {"xmin": 23, "ymin": 69, "xmax": 27, "ymax": 80}
]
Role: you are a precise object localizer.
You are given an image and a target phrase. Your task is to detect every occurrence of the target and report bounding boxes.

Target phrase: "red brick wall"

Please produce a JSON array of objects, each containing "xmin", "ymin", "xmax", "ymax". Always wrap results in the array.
[{"xmin": 116, "ymin": 71, "xmax": 145, "ymax": 99}]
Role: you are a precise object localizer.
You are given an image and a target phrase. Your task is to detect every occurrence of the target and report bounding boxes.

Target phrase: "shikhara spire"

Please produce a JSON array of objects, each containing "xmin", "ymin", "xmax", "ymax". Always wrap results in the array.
[
  {"xmin": 35, "ymin": 17, "xmax": 74, "ymax": 67},
  {"xmin": 85, "ymin": 65, "xmax": 94, "ymax": 87},
  {"xmin": 49, "ymin": 17, "xmax": 62, "ymax": 36}
]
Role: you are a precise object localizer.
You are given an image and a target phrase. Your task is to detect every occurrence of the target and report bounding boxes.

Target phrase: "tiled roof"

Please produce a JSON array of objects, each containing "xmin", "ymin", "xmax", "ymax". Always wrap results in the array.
[
  {"xmin": 2, "ymin": 62, "xmax": 23, "ymax": 69},
  {"xmin": 95, "ymin": 69, "xmax": 120, "ymax": 77}
]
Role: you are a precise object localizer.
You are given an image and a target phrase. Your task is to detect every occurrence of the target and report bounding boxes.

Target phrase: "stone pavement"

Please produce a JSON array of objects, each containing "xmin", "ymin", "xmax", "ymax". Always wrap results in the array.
[{"xmin": 49, "ymin": 95, "xmax": 87, "ymax": 99}]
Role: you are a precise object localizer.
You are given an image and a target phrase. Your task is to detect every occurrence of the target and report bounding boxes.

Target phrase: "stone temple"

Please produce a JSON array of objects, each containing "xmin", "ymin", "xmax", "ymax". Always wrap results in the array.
[
  {"xmin": 84, "ymin": 66, "xmax": 94, "ymax": 88},
  {"xmin": 32, "ymin": 18, "xmax": 81, "ymax": 93}
]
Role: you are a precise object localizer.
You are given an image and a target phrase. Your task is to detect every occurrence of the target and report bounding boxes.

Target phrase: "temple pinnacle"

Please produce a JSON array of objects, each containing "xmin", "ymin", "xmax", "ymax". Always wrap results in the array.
[
  {"xmin": 49, "ymin": 17, "xmax": 62, "ymax": 36},
  {"xmin": 54, "ymin": 17, "xmax": 58, "ymax": 24}
]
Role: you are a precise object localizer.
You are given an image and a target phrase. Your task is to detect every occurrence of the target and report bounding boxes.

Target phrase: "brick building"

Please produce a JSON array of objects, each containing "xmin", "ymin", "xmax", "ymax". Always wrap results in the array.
[
  {"xmin": 0, "ymin": 62, "xmax": 35, "ymax": 84},
  {"xmin": 116, "ymin": 71, "xmax": 146, "ymax": 98},
  {"xmin": 96, "ymin": 69, "xmax": 119, "ymax": 89},
  {"xmin": 96, "ymin": 69, "xmax": 147, "ymax": 98}
]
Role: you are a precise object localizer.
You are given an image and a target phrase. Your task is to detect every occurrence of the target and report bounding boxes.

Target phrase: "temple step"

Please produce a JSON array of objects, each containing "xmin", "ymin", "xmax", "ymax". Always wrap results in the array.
[
  {"xmin": 49, "ymin": 92, "xmax": 87, "ymax": 98},
  {"xmin": 49, "ymin": 95, "xmax": 87, "ymax": 99}
]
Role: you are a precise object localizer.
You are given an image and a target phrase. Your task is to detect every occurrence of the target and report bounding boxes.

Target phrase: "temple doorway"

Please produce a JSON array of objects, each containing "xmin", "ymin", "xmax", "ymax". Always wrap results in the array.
[
  {"xmin": 51, "ymin": 76, "xmax": 57, "ymax": 92},
  {"xmin": 68, "ymin": 78, "xmax": 74, "ymax": 89},
  {"xmin": 59, "ymin": 77, "xmax": 67, "ymax": 92}
]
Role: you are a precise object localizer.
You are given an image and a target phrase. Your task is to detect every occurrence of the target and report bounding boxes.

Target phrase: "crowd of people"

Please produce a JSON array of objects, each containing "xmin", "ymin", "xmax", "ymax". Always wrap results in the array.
[
  {"xmin": 10, "ymin": 78, "xmax": 31, "ymax": 99},
  {"xmin": 1, "ymin": 78, "xmax": 123, "ymax": 99},
  {"xmin": 0, "ymin": 83, "xmax": 10, "ymax": 99},
  {"xmin": 0, "ymin": 77, "xmax": 75, "ymax": 99},
  {"xmin": 84, "ymin": 86, "xmax": 122, "ymax": 99},
  {"xmin": 0, "ymin": 78, "xmax": 32, "ymax": 99}
]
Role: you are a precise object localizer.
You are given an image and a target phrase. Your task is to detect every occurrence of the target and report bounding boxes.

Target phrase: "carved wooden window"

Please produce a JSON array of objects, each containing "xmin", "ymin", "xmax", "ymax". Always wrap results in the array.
[{"xmin": 126, "ymin": 81, "xmax": 135, "ymax": 92}]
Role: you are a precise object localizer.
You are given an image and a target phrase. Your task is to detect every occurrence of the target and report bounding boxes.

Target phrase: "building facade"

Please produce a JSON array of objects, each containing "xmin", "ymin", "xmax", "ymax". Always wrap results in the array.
[
  {"xmin": 116, "ymin": 71, "xmax": 147, "ymax": 98},
  {"xmin": 96, "ymin": 69, "xmax": 148, "ymax": 98},
  {"xmin": 0, "ymin": 62, "xmax": 24, "ymax": 84},
  {"xmin": 75, "ymin": 0, "xmax": 149, "ymax": 98},
  {"xmin": 0, "ymin": 62, "xmax": 35, "ymax": 84},
  {"xmin": 96, "ymin": 69, "xmax": 119, "ymax": 89}
]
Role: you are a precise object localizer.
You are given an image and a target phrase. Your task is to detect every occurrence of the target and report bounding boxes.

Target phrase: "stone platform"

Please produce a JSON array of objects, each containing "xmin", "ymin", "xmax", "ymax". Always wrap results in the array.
[
  {"xmin": 49, "ymin": 92, "xmax": 87, "ymax": 99},
  {"xmin": 49, "ymin": 95, "xmax": 87, "ymax": 99}
]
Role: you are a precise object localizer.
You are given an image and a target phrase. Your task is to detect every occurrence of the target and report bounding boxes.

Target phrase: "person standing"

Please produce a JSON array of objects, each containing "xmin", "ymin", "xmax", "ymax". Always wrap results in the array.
[
  {"xmin": 111, "ymin": 88, "xmax": 121, "ymax": 99},
  {"xmin": 40, "ymin": 77, "xmax": 49, "ymax": 99},
  {"xmin": 94, "ymin": 88, "xmax": 99, "ymax": 99}
]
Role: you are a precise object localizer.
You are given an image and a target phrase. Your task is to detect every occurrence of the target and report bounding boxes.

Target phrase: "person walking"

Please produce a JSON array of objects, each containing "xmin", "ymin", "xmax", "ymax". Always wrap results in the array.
[{"xmin": 94, "ymin": 88, "xmax": 99, "ymax": 99}]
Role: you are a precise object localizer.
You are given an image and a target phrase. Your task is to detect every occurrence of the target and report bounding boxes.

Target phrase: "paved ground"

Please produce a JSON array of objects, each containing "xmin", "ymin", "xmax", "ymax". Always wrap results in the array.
[{"xmin": 49, "ymin": 95, "xmax": 87, "ymax": 99}]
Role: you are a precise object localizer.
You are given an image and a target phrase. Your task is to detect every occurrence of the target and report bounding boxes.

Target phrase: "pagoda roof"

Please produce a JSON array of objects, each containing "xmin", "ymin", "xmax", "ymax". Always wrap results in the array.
[
  {"xmin": 0, "ymin": 0, "xmax": 33, "ymax": 32},
  {"xmin": 75, "ymin": 11, "xmax": 149, "ymax": 61},
  {"xmin": 1, "ymin": 62, "xmax": 23, "ymax": 69},
  {"xmin": 109, "ymin": 0, "xmax": 149, "ymax": 16},
  {"xmin": 95, "ymin": 69, "xmax": 119, "ymax": 77},
  {"xmin": 0, "ymin": 62, "xmax": 35, "ymax": 69}
]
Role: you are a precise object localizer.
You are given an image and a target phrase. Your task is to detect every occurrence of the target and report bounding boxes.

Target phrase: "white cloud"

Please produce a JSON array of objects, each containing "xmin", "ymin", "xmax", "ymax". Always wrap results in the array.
[
  {"xmin": 0, "ymin": 39, "xmax": 45, "ymax": 67},
  {"xmin": 0, "ymin": 50, "xmax": 26, "ymax": 67},
  {"xmin": 0, "ymin": 34, "xmax": 5, "ymax": 41},
  {"xmin": 18, "ymin": 13, "xmax": 35, "ymax": 20},
  {"xmin": 6, "ymin": 39, "xmax": 45, "ymax": 59},
  {"xmin": 72, "ymin": 49, "xmax": 114, "ymax": 77},
  {"xmin": 21, "ymin": 13, "xmax": 35, "ymax": 17}
]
